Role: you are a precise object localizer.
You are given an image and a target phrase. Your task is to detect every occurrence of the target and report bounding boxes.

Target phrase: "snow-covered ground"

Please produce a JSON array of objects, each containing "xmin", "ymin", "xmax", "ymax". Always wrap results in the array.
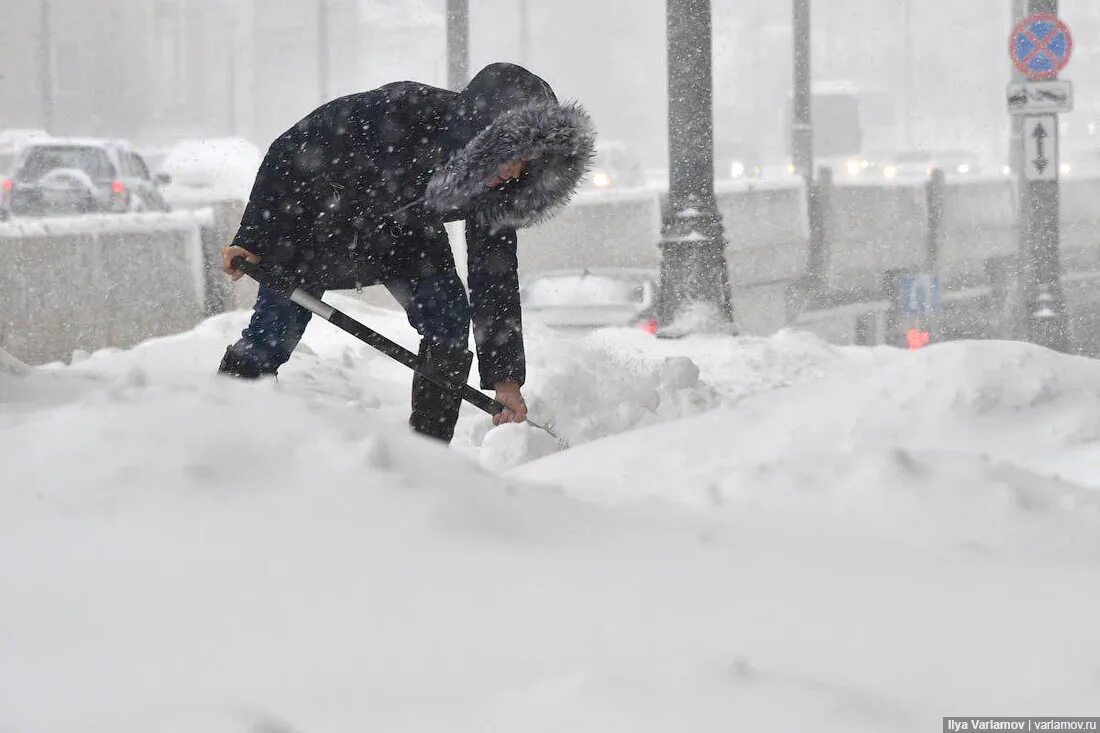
[{"xmin": 3, "ymin": 297, "xmax": 1099, "ymax": 732}]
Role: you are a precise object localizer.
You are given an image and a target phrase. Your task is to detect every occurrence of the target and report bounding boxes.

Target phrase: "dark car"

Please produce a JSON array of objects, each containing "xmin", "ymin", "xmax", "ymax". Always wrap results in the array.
[{"xmin": 4, "ymin": 138, "xmax": 170, "ymax": 217}]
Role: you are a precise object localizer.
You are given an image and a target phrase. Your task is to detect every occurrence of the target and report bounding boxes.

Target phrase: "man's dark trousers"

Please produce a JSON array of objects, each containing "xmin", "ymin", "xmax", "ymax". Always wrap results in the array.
[{"xmin": 219, "ymin": 268, "xmax": 474, "ymax": 443}]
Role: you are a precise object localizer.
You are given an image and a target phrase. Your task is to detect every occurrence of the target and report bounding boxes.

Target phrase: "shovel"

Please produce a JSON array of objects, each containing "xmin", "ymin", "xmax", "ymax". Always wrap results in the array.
[{"xmin": 230, "ymin": 257, "xmax": 566, "ymax": 447}]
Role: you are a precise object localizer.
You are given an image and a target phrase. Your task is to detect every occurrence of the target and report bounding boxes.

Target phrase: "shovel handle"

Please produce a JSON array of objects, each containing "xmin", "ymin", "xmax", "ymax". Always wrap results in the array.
[
  {"xmin": 229, "ymin": 255, "xmax": 508, "ymax": 417},
  {"xmin": 231, "ymin": 256, "xmax": 300, "ymax": 298}
]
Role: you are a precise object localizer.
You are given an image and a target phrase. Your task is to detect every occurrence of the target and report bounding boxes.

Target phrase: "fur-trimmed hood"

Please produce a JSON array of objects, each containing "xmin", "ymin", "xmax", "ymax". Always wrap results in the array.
[{"xmin": 425, "ymin": 63, "xmax": 596, "ymax": 232}]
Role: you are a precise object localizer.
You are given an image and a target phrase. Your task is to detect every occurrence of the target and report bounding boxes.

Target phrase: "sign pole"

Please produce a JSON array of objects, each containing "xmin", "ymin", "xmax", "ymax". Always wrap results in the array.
[
  {"xmin": 1012, "ymin": 1, "xmax": 1071, "ymax": 351},
  {"xmin": 1009, "ymin": 0, "xmax": 1026, "ymax": 179}
]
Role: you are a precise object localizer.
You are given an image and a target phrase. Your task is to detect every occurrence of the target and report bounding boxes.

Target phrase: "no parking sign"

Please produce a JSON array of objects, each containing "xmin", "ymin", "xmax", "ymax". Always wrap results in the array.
[{"xmin": 1010, "ymin": 14, "xmax": 1073, "ymax": 80}]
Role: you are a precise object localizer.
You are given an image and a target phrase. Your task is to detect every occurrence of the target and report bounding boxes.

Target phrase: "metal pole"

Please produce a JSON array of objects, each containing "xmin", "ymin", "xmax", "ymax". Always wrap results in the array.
[
  {"xmin": 655, "ymin": 0, "xmax": 733, "ymax": 334},
  {"xmin": 39, "ymin": 0, "xmax": 54, "ymax": 133},
  {"xmin": 903, "ymin": 0, "xmax": 914, "ymax": 148},
  {"xmin": 791, "ymin": 0, "xmax": 813, "ymax": 182},
  {"xmin": 793, "ymin": 0, "xmax": 824, "ymax": 301},
  {"xmin": 318, "ymin": 0, "xmax": 330, "ymax": 102},
  {"xmin": 1019, "ymin": 0, "xmax": 1069, "ymax": 351},
  {"xmin": 446, "ymin": 0, "xmax": 470, "ymax": 91},
  {"xmin": 926, "ymin": 168, "xmax": 945, "ymax": 272},
  {"xmin": 518, "ymin": 0, "xmax": 531, "ymax": 66},
  {"xmin": 227, "ymin": 9, "xmax": 237, "ymax": 134},
  {"xmin": 1009, "ymin": 0, "xmax": 1026, "ymax": 176}
]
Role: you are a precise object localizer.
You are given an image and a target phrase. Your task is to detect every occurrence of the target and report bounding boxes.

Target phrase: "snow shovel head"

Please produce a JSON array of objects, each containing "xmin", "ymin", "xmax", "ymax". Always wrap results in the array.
[{"xmin": 524, "ymin": 417, "xmax": 568, "ymax": 449}]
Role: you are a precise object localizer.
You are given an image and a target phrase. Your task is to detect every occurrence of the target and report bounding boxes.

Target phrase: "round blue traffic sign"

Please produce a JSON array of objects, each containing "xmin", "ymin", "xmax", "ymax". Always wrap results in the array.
[{"xmin": 1011, "ymin": 14, "xmax": 1073, "ymax": 80}]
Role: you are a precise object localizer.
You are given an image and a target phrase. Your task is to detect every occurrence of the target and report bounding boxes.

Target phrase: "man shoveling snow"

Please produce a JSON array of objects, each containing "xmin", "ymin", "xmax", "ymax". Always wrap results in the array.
[{"xmin": 217, "ymin": 63, "xmax": 595, "ymax": 442}]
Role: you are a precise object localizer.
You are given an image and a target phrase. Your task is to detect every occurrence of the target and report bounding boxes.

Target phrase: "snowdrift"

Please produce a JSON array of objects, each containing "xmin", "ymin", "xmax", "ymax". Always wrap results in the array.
[
  {"xmin": 518, "ymin": 339, "xmax": 1100, "ymax": 544},
  {"xmin": 3, "ymin": 313, "xmax": 1099, "ymax": 732}
]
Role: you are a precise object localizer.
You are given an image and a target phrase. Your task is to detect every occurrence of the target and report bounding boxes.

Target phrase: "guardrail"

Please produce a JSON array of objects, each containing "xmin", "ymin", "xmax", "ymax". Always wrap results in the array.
[
  {"xmin": 519, "ymin": 173, "xmax": 1100, "ymax": 350},
  {"xmin": 3, "ymin": 175, "xmax": 1099, "ymax": 363},
  {"xmin": 0, "ymin": 203, "xmax": 243, "ymax": 365}
]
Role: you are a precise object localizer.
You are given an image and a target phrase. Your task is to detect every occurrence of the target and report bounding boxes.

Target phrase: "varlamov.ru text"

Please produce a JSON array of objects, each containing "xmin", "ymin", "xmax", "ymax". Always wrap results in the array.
[{"xmin": 947, "ymin": 721, "xmax": 1098, "ymax": 731}]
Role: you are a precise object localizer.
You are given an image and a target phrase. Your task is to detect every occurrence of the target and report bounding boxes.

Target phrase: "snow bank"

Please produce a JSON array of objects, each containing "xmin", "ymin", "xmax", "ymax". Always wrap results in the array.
[
  {"xmin": 517, "ymin": 339, "xmax": 1100, "ymax": 547},
  {"xmin": 50, "ymin": 296, "xmax": 850, "ymax": 469},
  {"xmin": 5, "ymin": 310, "xmax": 1100, "ymax": 732}
]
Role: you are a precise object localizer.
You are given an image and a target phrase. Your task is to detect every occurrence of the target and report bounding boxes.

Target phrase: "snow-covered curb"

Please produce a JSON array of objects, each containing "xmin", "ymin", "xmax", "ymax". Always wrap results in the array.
[{"xmin": 0, "ymin": 208, "xmax": 214, "ymax": 238}]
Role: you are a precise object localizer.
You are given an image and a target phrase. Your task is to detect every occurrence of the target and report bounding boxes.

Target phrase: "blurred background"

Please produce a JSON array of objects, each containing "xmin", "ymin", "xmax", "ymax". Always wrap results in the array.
[
  {"xmin": 5, "ymin": 0, "xmax": 1100, "ymax": 363},
  {"xmin": 5, "ymin": 0, "xmax": 1100, "ymax": 175}
]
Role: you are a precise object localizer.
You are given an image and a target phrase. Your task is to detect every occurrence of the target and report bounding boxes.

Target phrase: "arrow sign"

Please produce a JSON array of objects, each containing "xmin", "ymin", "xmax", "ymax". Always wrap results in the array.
[
  {"xmin": 1032, "ymin": 123, "xmax": 1049, "ymax": 174},
  {"xmin": 1023, "ymin": 115, "xmax": 1058, "ymax": 181}
]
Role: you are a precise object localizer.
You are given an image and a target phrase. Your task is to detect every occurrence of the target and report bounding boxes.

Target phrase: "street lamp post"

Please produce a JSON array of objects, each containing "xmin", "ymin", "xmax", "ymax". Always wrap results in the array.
[
  {"xmin": 39, "ymin": 0, "xmax": 54, "ymax": 133},
  {"xmin": 791, "ymin": 0, "xmax": 826, "ymax": 301},
  {"xmin": 446, "ymin": 0, "xmax": 470, "ymax": 91},
  {"xmin": 518, "ymin": 0, "xmax": 531, "ymax": 66},
  {"xmin": 791, "ymin": 0, "xmax": 813, "ymax": 183},
  {"xmin": 655, "ymin": 0, "xmax": 734, "ymax": 334},
  {"xmin": 318, "ymin": 0, "xmax": 330, "ymax": 102}
]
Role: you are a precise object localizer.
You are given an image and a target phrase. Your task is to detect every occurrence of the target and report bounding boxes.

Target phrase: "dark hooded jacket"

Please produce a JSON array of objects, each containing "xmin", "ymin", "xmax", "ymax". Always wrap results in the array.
[{"xmin": 231, "ymin": 63, "xmax": 594, "ymax": 389}]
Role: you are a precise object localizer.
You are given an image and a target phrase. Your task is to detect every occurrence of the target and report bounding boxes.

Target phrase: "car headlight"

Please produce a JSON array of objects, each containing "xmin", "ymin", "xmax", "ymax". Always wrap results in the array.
[
  {"xmin": 845, "ymin": 159, "xmax": 862, "ymax": 177},
  {"xmin": 730, "ymin": 161, "xmax": 746, "ymax": 178},
  {"xmin": 1060, "ymin": 162, "xmax": 1072, "ymax": 176},
  {"xmin": 592, "ymin": 170, "xmax": 612, "ymax": 189},
  {"xmin": 957, "ymin": 163, "xmax": 970, "ymax": 175},
  {"xmin": 883, "ymin": 165, "xmax": 898, "ymax": 179}
]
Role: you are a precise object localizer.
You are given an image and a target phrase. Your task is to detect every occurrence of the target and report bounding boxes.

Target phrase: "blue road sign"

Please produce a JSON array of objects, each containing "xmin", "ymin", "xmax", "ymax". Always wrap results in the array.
[
  {"xmin": 1011, "ymin": 14, "xmax": 1073, "ymax": 80},
  {"xmin": 899, "ymin": 274, "xmax": 941, "ymax": 317}
]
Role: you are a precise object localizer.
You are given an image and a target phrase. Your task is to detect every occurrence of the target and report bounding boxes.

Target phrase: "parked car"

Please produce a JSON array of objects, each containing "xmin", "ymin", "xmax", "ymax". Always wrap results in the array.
[
  {"xmin": 156, "ymin": 138, "xmax": 261, "ymax": 209},
  {"xmin": 4, "ymin": 138, "xmax": 169, "ymax": 217},
  {"xmin": 0, "ymin": 130, "xmax": 50, "ymax": 220},
  {"xmin": 520, "ymin": 268, "xmax": 658, "ymax": 332}
]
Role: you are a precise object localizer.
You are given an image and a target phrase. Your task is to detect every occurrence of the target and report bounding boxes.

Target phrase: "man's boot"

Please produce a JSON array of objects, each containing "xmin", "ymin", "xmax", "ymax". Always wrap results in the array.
[
  {"xmin": 409, "ymin": 342, "xmax": 473, "ymax": 443},
  {"xmin": 217, "ymin": 345, "xmax": 272, "ymax": 380}
]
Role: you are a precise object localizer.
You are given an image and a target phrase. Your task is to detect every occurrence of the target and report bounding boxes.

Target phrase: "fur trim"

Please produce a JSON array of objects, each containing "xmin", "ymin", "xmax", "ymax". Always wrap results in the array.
[{"xmin": 425, "ymin": 101, "xmax": 596, "ymax": 231}]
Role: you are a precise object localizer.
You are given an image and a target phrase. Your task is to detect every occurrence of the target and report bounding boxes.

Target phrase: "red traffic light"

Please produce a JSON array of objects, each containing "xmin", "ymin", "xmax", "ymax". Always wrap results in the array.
[{"xmin": 907, "ymin": 328, "xmax": 931, "ymax": 350}]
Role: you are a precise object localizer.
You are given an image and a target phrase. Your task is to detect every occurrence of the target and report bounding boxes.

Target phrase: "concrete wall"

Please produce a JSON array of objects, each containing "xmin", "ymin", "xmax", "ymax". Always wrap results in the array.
[
  {"xmin": 517, "ymin": 181, "xmax": 810, "ymax": 335},
  {"xmin": 0, "ymin": 212, "xmax": 212, "ymax": 365},
  {"xmin": 1059, "ymin": 177, "xmax": 1100, "ymax": 272},
  {"xmin": 939, "ymin": 178, "xmax": 1016, "ymax": 287},
  {"xmin": 3, "ymin": 174, "xmax": 1097, "ymax": 365},
  {"xmin": 718, "ymin": 180, "xmax": 809, "ymax": 334},
  {"xmin": 826, "ymin": 181, "xmax": 927, "ymax": 295},
  {"xmin": 519, "ymin": 189, "xmax": 662, "ymax": 274}
]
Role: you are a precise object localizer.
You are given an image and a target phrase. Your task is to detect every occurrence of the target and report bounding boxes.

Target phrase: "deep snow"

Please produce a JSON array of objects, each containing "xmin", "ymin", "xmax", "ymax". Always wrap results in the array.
[{"xmin": 2, "ymin": 299, "xmax": 1099, "ymax": 732}]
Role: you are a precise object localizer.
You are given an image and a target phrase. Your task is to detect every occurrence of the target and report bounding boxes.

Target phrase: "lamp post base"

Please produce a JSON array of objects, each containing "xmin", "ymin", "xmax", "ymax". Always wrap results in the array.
[{"xmin": 656, "ymin": 198, "xmax": 734, "ymax": 336}]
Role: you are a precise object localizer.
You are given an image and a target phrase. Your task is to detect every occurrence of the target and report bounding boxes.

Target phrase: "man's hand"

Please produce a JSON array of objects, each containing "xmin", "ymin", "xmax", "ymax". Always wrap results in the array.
[
  {"xmin": 222, "ymin": 245, "xmax": 261, "ymax": 282},
  {"xmin": 493, "ymin": 381, "xmax": 527, "ymax": 426}
]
